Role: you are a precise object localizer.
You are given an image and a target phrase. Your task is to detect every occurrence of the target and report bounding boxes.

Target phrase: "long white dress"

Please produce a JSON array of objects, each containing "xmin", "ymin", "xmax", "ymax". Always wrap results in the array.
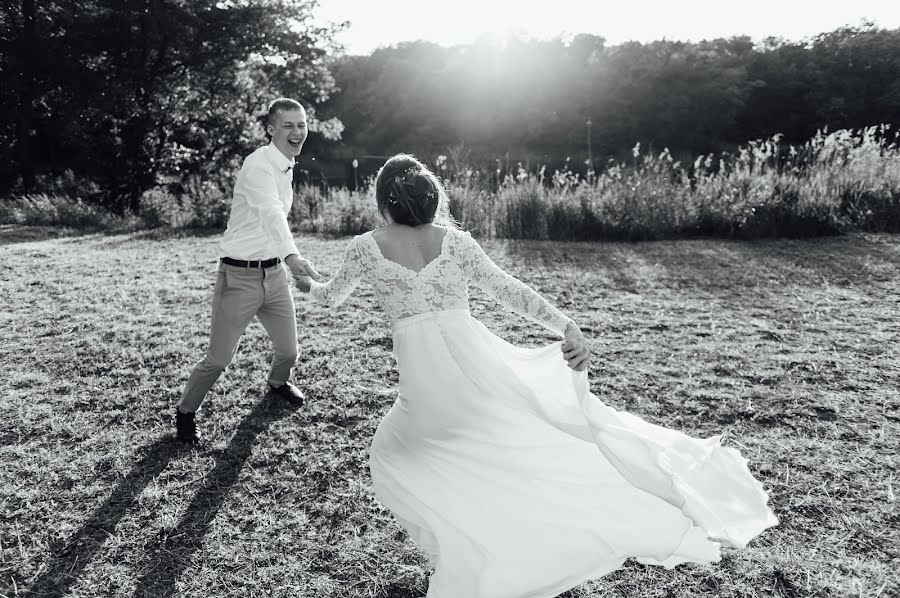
[{"xmin": 308, "ymin": 228, "xmax": 778, "ymax": 598}]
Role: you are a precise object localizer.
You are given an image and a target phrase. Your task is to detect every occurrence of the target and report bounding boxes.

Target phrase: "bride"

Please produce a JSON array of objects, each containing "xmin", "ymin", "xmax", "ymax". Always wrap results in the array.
[{"xmin": 293, "ymin": 154, "xmax": 777, "ymax": 598}]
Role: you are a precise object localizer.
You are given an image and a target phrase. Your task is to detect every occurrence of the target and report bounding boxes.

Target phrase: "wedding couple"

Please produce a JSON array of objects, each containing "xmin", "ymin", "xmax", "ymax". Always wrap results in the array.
[{"xmin": 175, "ymin": 97, "xmax": 778, "ymax": 597}]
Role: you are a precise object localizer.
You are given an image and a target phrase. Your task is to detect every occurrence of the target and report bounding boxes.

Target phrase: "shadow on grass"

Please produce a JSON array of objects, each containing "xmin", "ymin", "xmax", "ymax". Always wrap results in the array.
[
  {"xmin": 113, "ymin": 226, "xmax": 222, "ymax": 242},
  {"xmin": 0, "ymin": 223, "xmax": 223, "ymax": 247},
  {"xmin": 132, "ymin": 395, "xmax": 302, "ymax": 598},
  {"xmin": 9, "ymin": 437, "xmax": 190, "ymax": 597},
  {"xmin": 0, "ymin": 224, "xmax": 107, "ymax": 245},
  {"xmin": 11, "ymin": 395, "xmax": 301, "ymax": 598}
]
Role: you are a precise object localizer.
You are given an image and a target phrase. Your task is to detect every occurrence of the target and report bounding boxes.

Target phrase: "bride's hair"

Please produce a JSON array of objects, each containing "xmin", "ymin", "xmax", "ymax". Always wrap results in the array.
[{"xmin": 375, "ymin": 154, "xmax": 459, "ymax": 229}]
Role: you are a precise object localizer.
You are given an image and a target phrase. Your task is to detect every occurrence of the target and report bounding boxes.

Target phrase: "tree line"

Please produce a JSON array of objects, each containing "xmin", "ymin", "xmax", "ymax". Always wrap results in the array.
[
  {"xmin": 323, "ymin": 24, "xmax": 900, "ymax": 180},
  {"xmin": 1, "ymin": 1, "xmax": 898, "ymax": 211}
]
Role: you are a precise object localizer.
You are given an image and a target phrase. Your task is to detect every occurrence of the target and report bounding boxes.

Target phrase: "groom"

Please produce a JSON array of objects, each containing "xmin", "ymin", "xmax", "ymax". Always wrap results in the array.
[{"xmin": 174, "ymin": 97, "xmax": 320, "ymax": 442}]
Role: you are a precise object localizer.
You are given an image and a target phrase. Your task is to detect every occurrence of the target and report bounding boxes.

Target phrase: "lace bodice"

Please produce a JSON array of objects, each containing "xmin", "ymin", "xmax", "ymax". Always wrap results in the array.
[{"xmin": 308, "ymin": 228, "xmax": 573, "ymax": 336}]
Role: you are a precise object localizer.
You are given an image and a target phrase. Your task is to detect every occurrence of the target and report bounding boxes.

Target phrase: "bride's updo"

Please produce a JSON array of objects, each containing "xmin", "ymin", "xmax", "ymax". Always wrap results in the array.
[{"xmin": 375, "ymin": 154, "xmax": 457, "ymax": 228}]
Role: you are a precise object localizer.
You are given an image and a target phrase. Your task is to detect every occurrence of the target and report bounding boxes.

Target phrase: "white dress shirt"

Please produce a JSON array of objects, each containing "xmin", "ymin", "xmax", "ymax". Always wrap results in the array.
[{"xmin": 219, "ymin": 143, "xmax": 301, "ymax": 260}]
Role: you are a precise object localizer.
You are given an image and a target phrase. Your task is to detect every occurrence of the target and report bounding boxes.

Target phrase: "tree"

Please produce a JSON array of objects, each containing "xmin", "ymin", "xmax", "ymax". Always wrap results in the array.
[
  {"xmin": 0, "ymin": 0, "xmax": 346, "ymax": 210},
  {"xmin": 323, "ymin": 27, "xmax": 900, "ymax": 170},
  {"xmin": 1, "ymin": 0, "xmax": 44, "ymax": 191}
]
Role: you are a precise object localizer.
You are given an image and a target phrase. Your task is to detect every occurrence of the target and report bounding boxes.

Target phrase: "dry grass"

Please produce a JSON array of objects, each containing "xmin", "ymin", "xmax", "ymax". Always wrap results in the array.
[{"xmin": 0, "ymin": 228, "xmax": 898, "ymax": 597}]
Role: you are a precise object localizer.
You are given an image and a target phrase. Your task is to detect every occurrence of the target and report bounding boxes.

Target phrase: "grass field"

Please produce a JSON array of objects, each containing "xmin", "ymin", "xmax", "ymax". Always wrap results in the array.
[{"xmin": 1, "ymin": 226, "xmax": 898, "ymax": 598}]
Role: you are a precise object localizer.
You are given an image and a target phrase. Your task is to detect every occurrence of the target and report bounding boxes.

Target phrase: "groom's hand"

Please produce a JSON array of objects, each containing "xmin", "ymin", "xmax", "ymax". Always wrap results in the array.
[
  {"xmin": 294, "ymin": 275, "xmax": 313, "ymax": 293},
  {"xmin": 285, "ymin": 254, "xmax": 321, "ymax": 280}
]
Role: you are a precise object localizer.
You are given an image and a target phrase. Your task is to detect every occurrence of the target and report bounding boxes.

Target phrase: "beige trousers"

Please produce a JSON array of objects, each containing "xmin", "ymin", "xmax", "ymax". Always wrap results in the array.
[{"xmin": 178, "ymin": 261, "xmax": 298, "ymax": 413}]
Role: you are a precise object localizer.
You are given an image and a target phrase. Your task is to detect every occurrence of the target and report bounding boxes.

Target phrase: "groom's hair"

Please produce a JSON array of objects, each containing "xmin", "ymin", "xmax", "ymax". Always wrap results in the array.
[
  {"xmin": 375, "ymin": 154, "xmax": 459, "ymax": 228},
  {"xmin": 260, "ymin": 98, "xmax": 305, "ymax": 139}
]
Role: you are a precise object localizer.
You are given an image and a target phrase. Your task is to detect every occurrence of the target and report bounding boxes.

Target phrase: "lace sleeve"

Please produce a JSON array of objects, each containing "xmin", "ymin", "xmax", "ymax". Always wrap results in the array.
[
  {"xmin": 309, "ymin": 235, "xmax": 364, "ymax": 307},
  {"xmin": 454, "ymin": 231, "xmax": 573, "ymax": 336}
]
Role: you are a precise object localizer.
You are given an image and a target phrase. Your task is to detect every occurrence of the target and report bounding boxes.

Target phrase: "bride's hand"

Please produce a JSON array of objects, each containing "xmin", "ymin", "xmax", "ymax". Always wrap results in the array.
[
  {"xmin": 294, "ymin": 274, "xmax": 313, "ymax": 293},
  {"xmin": 561, "ymin": 321, "xmax": 591, "ymax": 371}
]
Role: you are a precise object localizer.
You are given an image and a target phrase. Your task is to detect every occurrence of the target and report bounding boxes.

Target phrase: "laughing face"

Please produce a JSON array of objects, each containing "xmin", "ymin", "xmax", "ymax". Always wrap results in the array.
[{"xmin": 268, "ymin": 107, "xmax": 307, "ymax": 160}]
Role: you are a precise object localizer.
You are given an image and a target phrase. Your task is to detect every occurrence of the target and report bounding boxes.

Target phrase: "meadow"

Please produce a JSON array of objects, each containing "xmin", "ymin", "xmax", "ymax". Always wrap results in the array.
[{"xmin": 0, "ymin": 226, "xmax": 897, "ymax": 597}]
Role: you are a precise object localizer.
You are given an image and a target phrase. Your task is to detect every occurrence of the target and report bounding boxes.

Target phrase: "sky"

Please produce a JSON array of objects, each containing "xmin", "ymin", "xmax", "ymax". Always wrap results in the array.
[{"xmin": 314, "ymin": 0, "xmax": 900, "ymax": 55}]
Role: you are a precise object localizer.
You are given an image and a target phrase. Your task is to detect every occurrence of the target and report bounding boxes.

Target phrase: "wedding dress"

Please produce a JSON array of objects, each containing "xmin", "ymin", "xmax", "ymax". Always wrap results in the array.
[{"xmin": 307, "ymin": 227, "xmax": 777, "ymax": 598}]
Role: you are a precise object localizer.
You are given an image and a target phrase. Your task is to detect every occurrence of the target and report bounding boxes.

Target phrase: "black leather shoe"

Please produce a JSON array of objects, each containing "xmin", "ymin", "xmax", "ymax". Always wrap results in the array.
[
  {"xmin": 174, "ymin": 408, "xmax": 201, "ymax": 442},
  {"xmin": 267, "ymin": 381, "xmax": 305, "ymax": 405}
]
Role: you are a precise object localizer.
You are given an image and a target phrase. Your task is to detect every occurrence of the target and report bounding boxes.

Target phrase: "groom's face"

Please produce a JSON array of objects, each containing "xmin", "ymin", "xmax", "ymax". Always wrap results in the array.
[{"xmin": 268, "ymin": 108, "xmax": 307, "ymax": 160}]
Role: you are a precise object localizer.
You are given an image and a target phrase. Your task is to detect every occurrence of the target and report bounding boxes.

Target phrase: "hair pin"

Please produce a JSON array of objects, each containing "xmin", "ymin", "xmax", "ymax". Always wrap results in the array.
[{"xmin": 394, "ymin": 166, "xmax": 420, "ymax": 186}]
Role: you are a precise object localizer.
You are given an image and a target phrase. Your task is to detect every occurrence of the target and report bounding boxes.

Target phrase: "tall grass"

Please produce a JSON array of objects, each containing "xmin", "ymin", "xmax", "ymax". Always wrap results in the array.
[
  {"xmin": 291, "ymin": 124, "xmax": 900, "ymax": 240},
  {"xmin": 289, "ymin": 183, "xmax": 381, "ymax": 236},
  {"xmin": 2, "ymin": 126, "xmax": 897, "ymax": 240},
  {"xmin": 0, "ymin": 193, "xmax": 135, "ymax": 229},
  {"xmin": 445, "ymin": 125, "xmax": 900, "ymax": 240},
  {"xmin": 137, "ymin": 174, "xmax": 233, "ymax": 229}
]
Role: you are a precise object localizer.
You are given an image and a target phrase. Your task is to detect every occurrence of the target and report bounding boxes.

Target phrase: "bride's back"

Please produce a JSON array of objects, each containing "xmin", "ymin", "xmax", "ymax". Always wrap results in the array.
[{"xmin": 371, "ymin": 223, "xmax": 448, "ymax": 273}]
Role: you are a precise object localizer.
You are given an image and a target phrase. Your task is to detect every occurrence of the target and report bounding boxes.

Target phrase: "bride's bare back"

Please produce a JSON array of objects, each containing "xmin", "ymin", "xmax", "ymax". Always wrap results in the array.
[{"xmin": 371, "ymin": 223, "xmax": 448, "ymax": 274}]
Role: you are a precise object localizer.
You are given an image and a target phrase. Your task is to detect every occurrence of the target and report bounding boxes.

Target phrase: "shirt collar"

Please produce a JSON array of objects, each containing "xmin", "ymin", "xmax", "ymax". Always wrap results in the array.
[{"xmin": 266, "ymin": 142, "xmax": 295, "ymax": 174}]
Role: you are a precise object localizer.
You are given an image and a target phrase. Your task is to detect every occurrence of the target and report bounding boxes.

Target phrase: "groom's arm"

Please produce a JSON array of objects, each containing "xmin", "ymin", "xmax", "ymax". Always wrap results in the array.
[
  {"xmin": 241, "ymin": 162, "xmax": 300, "ymax": 260},
  {"xmin": 240, "ymin": 161, "xmax": 320, "ymax": 279}
]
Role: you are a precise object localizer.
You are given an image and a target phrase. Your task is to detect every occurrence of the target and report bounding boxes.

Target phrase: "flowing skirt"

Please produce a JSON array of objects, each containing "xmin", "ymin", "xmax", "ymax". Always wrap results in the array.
[{"xmin": 369, "ymin": 309, "xmax": 778, "ymax": 598}]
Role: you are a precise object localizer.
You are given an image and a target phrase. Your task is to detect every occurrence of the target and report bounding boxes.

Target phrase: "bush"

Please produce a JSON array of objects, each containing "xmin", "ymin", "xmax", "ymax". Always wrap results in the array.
[
  {"xmin": 138, "ymin": 174, "xmax": 232, "ymax": 229},
  {"xmin": 840, "ymin": 187, "xmax": 900, "ymax": 233},
  {"xmin": 139, "ymin": 187, "xmax": 186, "ymax": 228},
  {"xmin": 294, "ymin": 186, "xmax": 381, "ymax": 236},
  {"xmin": 737, "ymin": 180, "xmax": 841, "ymax": 238},
  {"xmin": 0, "ymin": 193, "xmax": 127, "ymax": 228}
]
